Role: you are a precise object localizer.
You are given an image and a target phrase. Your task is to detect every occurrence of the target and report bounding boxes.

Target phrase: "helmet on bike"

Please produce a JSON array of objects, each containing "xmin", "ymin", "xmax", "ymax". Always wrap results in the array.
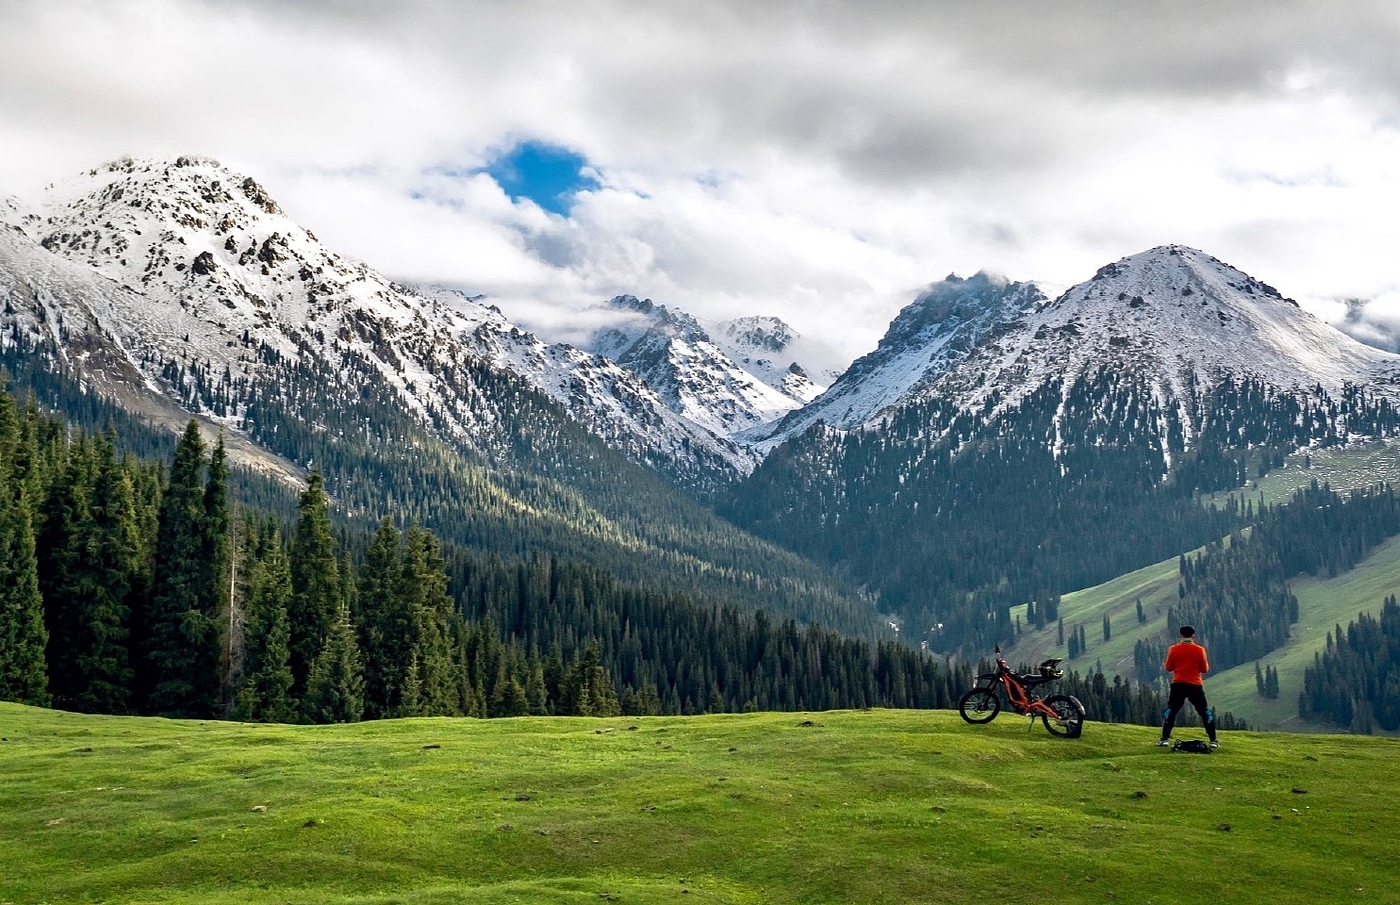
[{"xmin": 1038, "ymin": 659, "xmax": 1063, "ymax": 679}]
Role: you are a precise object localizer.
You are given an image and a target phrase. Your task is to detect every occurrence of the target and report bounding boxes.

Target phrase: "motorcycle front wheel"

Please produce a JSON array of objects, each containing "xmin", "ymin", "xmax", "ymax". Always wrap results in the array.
[
  {"xmin": 958, "ymin": 688, "xmax": 1001, "ymax": 724},
  {"xmin": 1040, "ymin": 694, "xmax": 1085, "ymax": 737}
]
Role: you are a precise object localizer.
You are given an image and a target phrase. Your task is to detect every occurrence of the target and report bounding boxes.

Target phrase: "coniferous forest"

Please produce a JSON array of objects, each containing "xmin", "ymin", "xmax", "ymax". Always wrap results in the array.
[
  {"xmin": 726, "ymin": 368, "xmax": 1400, "ymax": 656},
  {"xmin": 1164, "ymin": 481, "xmax": 1400, "ymax": 675},
  {"xmin": 0, "ymin": 378, "xmax": 1200, "ymax": 727},
  {"xmin": 1300, "ymin": 595, "xmax": 1400, "ymax": 733},
  {"xmin": 0, "ymin": 382, "xmax": 973, "ymax": 721}
]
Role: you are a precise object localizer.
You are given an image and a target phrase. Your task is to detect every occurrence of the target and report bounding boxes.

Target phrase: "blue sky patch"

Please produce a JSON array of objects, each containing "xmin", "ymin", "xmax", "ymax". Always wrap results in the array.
[{"xmin": 482, "ymin": 141, "xmax": 600, "ymax": 216}]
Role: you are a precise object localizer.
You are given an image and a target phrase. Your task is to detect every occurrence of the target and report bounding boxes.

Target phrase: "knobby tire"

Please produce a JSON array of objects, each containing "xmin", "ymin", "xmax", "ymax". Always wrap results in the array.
[
  {"xmin": 958, "ymin": 687, "xmax": 1001, "ymax": 724},
  {"xmin": 1040, "ymin": 693, "xmax": 1085, "ymax": 738}
]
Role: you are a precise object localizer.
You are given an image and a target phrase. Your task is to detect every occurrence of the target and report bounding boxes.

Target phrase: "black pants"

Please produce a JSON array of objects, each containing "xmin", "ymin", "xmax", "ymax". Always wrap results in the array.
[{"xmin": 1162, "ymin": 682, "xmax": 1216, "ymax": 742}]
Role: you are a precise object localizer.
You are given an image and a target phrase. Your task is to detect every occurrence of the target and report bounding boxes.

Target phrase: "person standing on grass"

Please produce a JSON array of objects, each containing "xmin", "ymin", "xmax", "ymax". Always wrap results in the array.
[{"xmin": 1158, "ymin": 625, "xmax": 1219, "ymax": 748}]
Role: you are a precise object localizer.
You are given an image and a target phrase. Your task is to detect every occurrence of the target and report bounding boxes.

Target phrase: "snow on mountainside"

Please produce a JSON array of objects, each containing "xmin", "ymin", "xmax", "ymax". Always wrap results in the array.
[
  {"xmin": 710, "ymin": 315, "xmax": 844, "ymax": 399},
  {"xmin": 582, "ymin": 295, "xmax": 835, "ymax": 437},
  {"xmin": 0, "ymin": 156, "xmax": 754, "ymax": 485},
  {"xmin": 936, "ymin": 246, "xmax": 1400, "ymax": 425},
  {"xmin": 749, "ymin": 246, "xmax": 1400, "ymax": 453},
  {"xmin": 743, "ymin": 271, "xmax": 1048, "ymax": 448}
]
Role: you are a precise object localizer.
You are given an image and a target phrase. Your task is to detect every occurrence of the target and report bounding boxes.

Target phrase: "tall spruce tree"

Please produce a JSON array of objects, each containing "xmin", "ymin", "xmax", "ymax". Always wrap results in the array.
[
  {"xmin": 355, "ymin": 518, "xmax": 410, "ymax": 719},
  {"xmin": 39, "ymin": 435, "xmax": 139, "ymax": 713},
  {"xmin": 232, "ymin": 537, "xmax": 296, "ymax": 723},
  {"xmin": 38, "ymin": 435, "xmax": 97, "ymax": 709},
  {"xmin": 560, "ymin": 640, "xmax": 620, "ymax": 717},
  {"xmin": 302, "ymin": 600, "xmax": 365, "ymax": 724},
  {"xmin": 83, "ymin": 438, "xmax": 144, "ymax": 712},
  {"xmin": 144, "ymin": 421, "xmax": 221, "ymax": 717},
  {"xmin": 398, "ymin": 525, "xmax": 460, "ymax": 716},
  {"xmin": 203, "ymin": 434, "xmax": 232, "ymax": 710},
  {"xmin": 0, "ymin": 390, "xmax": 50, "ymax": 706},
  {"xmin": 288, "ymin": 471, "xmax": 339, "ymax": 698}
]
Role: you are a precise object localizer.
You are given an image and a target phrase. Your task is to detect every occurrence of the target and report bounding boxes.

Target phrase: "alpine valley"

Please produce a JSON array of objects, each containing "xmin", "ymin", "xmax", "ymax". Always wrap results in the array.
[{"xmin": 6, "ymin": 156, "xmax": 1400, "ymax": 728}]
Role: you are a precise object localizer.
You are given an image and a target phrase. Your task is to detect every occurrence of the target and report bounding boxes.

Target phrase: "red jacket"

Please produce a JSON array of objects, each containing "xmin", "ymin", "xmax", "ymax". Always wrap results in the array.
[{"xmin": 1164, "ymin": 640, "xmax": 1209, "ymax": 685}]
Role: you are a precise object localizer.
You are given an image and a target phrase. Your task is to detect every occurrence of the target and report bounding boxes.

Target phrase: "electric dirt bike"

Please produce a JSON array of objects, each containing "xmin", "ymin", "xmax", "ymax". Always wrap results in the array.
[{"xmin": 958, "ymin": 646, "xmax": 1085, "ymax": 738}]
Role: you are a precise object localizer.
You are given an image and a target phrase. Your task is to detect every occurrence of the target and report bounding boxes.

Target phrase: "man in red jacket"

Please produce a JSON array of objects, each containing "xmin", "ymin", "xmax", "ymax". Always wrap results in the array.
[{"xmin": 1158, "ymin": 625, "xmax": 1219, "ymax": 748}]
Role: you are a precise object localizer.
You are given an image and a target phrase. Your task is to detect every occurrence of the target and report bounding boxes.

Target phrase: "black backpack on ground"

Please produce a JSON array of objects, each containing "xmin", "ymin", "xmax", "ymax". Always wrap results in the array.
[{"xmin": 1172, "ymin": 739, "xmax": 1212, "ymax": 754}]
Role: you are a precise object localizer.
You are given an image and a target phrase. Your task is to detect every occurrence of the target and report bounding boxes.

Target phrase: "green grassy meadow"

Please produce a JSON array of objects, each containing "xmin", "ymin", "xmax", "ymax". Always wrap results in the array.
[{"xmin": 3, "ymin": 703, "xmax": 1398, "ymax": 905}]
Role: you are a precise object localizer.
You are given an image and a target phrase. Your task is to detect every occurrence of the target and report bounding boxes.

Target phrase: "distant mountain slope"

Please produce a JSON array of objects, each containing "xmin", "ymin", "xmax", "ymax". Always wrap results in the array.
[
  {"xmin": 0, "ymin": 156, "xmax": 873, "ymax": 635},
  {"xmin": 743, "ymin": 271, "xmax": 1047, "ymax": 448},
  {"xmin": 932, "ymin": 246, "xmax": 1400, "ymax": 433},
  {"xmin": 0, "ymin": 155, "xmax": 752, "ymax": 491},
  {"xmin": 726, "ymin": 246, "xmax": 1400, "ymax": 654}
]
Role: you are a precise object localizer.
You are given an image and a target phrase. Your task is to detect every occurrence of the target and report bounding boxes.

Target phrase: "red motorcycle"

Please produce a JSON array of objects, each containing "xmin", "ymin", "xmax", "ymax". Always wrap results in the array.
[{"xmin": 958, "ymin": 646, "xmax": 1085, "ymax": 738}]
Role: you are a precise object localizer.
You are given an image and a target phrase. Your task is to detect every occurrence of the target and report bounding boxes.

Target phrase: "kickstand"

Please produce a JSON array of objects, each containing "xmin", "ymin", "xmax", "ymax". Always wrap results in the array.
[{"xmin": 1027, "ymin": 713, "xmax": 1036, "ymax": 732}]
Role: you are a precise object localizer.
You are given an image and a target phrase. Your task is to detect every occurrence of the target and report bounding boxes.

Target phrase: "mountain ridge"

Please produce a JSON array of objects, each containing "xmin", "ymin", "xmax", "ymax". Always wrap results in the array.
[
  {"xmin": 1, "ymin": 155, "xmax": 757, "ymax": 491},
  {"xmin": 579, "ymin": 294, "xmax": 830, "ymax": 438}
]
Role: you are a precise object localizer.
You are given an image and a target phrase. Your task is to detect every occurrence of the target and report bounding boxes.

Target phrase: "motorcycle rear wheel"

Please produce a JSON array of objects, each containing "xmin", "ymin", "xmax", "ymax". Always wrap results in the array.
[
  {"xmin": 958, "ymin": 688, "xmax": 1001, "ymax": 724},
  {"xmin": 1040, "ymin": 693, "xmax": 1085, "ymax": 737}
]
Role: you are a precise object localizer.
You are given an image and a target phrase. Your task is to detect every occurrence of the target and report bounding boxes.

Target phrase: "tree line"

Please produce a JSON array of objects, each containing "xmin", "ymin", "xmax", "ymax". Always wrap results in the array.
[
  {"xmin": 1, "ymin": 381, "xmax": 1199, "ymax": 727},
  {"xmin": 1, "ymin": 327, "xmax": 878, "ymax": 644},
  {"xmin": 0, "ymin": 386, "xmax": 973, "ymax": 721},
  {"xmin": 1299, "ymin": 595, "xmax": 1400, "ymax": 733},
  {"xmin": 1170, "ymin": 481, "xmax": 1400, "ymax": 674}
]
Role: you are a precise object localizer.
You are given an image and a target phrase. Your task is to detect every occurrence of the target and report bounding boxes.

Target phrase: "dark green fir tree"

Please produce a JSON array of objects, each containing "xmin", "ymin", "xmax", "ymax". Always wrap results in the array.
[
  {"xmin": 288, "ymin": 471, "xmax": 339, "ymax": 697},
  {"xmin": 0, "ymin": 389, "xmax": 50, "ymax": 706},
  {"xmin": 232, "ymin": 537, "xmax": 297, "ymax": 723},
  {"xmin": 144, "ymin": 421, "xmax": 222, "ymax": 718},
  {"xmin": 302, "ymin": 601, "xmax": 365, "ymax": 724}
]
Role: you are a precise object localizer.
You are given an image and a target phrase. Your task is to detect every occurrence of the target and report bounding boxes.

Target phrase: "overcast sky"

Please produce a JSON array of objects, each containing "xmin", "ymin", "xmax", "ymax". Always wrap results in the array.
[{"xmin": 3, "ymin": 0, "xmax": 1399, "ymax": 364}]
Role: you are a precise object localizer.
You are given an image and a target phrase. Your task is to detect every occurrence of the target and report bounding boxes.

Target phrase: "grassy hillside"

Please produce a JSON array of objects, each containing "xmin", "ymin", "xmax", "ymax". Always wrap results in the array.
[
  {"xmin": 1008, "ymin": 529, "xmax": 1400, "ymax": 733},
  {"xmin": 3, "ymin": 704, "xmax": 1398, "ymax": 905},
  {"xmin": 1204, "ymin": 439, "xmax": 1400, "ymax": 509}
]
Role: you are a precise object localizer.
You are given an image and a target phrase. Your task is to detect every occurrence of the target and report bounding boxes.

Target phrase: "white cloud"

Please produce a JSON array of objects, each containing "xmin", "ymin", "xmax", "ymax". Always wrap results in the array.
[{"xmin": 4, "ymin": 0, "xmax": 1400, "ymax": 366}]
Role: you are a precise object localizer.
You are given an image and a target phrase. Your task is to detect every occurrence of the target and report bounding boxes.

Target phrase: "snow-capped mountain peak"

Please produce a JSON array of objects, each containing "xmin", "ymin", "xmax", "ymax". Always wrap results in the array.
[
  {"xmin": 743, "ymin": 269, "xmax": 1048, "ymax": 447},
  {"xmin": 579, "ymin": 295, "xmax": 833, "ymax": 437},
  {"xmin": 976, "ymin": 244, "xmax": 1400, "ymax": 409},
  {"xmin": 1, "ymin": 156, "xmax": 754, "ymax": 490}
]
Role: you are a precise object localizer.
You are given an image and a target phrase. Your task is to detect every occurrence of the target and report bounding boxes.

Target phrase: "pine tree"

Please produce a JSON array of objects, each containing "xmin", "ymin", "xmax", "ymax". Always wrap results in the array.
[
  {"xmin": 0, "ymin": 390, "xmax": 49, "ymax": 706},
  {"xmin": 82, "ymin": 440, "xmax": 144, "ymax": 712},
  {"xmin": 561, "ymin": 641, "xmax": 620, "ymax": 716},
  {"xmin": 398, "ymin": 525, "xmax": 459, "ymax": 715},
  {"xmin": 38, "ymin": 436, "xmax": 98, "ymax": 708},
  {"xmin": 232, "ymin": 538, "xmax": 296, "ymax": 723},
  {"xmin": 302, "ymin": 601, "xmax": 365, "ymax": 724},
  {"xmin": 355, "ymin": 518, "xmax": 409, "ymax": 718},
  {"xmin": 144, "ymin": 421, "xmax": 221, "ymax": 718},
  {"xmin": 40, "ymin": 435, "xmax": 140, "ymax": 713},
  {"xmin": 288, "ymin": 471, "xmax": 339, "ymax": 697},
  {"xmin": 203, "ymin": 434, "xmax": 232, "ymax": 711},
  {"xmin": 0, "ymin": 478, "xmax": 49, "ymax": 706}
]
